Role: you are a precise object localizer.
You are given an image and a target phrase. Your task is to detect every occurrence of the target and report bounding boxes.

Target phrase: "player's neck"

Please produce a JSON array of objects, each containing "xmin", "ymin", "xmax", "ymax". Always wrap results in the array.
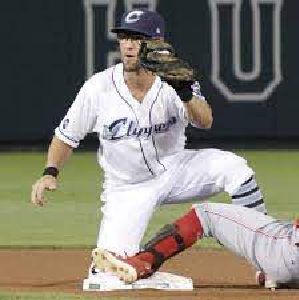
[
  {"xmin": 124, "ymin": 69, "xmax": 156, "ymax": 102},
  {"xmin": 124, "ymin": 68, "xmax": 155, "ymax": 87}
]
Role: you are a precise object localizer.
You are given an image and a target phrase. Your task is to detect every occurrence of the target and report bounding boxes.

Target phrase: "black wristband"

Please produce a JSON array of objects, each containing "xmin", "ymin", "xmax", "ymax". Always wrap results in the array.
[
  {"xmin": 166, "ymin": 80, "xmax": 193, "ymax": 102},
  {"xmin": 43, "ymin": 167, "xmax": 59, "ymax": 178},
  {"xmin": 176, "ymin": 87, "xmax": 193, "ymax": 102}
]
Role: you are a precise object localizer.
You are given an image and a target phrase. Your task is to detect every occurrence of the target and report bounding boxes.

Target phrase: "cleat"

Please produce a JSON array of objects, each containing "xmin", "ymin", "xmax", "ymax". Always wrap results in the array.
[
  {"xmin": 256, "ymin": 271, "xmax": 279, "ymax": 290},
  {"xmin": 92, "ymin": 248, "xmax": 153, "ymax": 283},
  {"xmin": 256, "ymin": 271, "xmax": 265, "ymax": 286},
  {"xmin": 89, "ymin": 263, "xmax": 99, "ymax": 276}
]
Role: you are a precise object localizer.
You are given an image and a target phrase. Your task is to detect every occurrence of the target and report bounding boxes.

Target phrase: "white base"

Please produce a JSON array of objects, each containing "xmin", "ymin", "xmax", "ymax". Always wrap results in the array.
[{"xmin": 83, "ymin": 271, "xmax": 193, "ymax": 291}]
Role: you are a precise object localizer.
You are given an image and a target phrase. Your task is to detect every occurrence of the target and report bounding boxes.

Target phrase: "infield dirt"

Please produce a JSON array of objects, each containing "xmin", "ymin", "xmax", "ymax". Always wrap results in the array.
[{"xmin": 0, "ymin": 248, "xmax": 298, "ymax": 299}]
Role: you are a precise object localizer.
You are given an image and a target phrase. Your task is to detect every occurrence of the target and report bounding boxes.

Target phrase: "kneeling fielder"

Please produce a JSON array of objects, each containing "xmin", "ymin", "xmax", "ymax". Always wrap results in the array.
[{"xmin": 93, "ymin": 203, "xmax": 299, "ymax": 290}]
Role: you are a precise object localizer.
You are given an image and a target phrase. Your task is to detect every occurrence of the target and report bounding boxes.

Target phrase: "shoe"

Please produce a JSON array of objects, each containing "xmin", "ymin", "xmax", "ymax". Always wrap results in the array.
[
  {"xmin": 92, "ymin": 248, "xmax": 153, "ymax": 283},
  {"xmin": 256, "ymin": 271, "xmax": 278, "ymax": 290},
  {"xmin": 255, "ymin": 271, "xmax": 265, "ymax": 286},
  {"xmin": 89, "ymin": 263, "xmax": 98, "ymax": 276}
]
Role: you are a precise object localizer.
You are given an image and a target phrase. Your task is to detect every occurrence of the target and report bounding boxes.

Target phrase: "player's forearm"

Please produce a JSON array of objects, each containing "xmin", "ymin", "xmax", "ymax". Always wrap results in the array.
[
  {"xmin": 46, "ymin": 136, "xmax": 74, "ymax": 171},
  {"xmin": 184, "ymin": 96, "xmax": 213, "ymax": 129}
]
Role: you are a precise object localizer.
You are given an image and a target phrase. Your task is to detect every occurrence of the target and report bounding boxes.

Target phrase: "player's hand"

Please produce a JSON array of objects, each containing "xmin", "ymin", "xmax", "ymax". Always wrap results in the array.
[
  {"xmin": 31, "ymin": 175, "xmax": 57, "ymax": 207},
  {"xmin": 139, "ymin": 39, "xmax": 196, "ymax": 102}
]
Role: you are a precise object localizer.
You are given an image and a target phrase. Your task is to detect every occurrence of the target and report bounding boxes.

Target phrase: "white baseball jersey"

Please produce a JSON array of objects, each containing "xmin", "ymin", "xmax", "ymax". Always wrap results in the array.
[
  {"xmin": 55, "ymin": 63, "xmax": 258, "ymax": 256},
  {"xmin": 55, "ymin": 63, "xmax": 203, "ymax": 184}
]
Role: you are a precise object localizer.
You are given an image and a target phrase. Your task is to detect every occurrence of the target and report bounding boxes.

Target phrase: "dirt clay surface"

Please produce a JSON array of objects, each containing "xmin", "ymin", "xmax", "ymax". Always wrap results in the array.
[{"xmin": 0, "ymin": 248, "xmax": 299, "ymax": 299}]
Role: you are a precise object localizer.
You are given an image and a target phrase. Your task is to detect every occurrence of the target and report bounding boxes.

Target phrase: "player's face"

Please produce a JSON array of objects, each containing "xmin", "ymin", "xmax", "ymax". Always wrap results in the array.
[{"xmin": 117, "ymin": 32, "xmax": 146, "ymax": 72}]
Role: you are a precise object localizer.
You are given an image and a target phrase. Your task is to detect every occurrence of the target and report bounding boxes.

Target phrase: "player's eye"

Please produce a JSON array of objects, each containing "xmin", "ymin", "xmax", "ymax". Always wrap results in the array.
[{"xmin": 117, "ymin": 32, "xmax": 127, "ymax": 40}]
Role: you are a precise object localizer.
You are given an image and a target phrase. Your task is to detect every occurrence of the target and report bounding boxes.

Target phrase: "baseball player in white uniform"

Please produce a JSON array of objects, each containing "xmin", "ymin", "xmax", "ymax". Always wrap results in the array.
[
  {"xmin": 93, "ymin": 203, "xmax": 299, "ymax": 290},
  {"xmin": 31, "ymin": 10, "xmax": 267, "ymax": 264}
]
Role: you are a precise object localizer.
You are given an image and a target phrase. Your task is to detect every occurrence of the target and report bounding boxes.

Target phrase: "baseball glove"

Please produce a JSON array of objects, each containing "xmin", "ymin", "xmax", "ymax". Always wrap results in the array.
[{"xmin": 139, "ymin": 40, "xmax": 197, "ymax": 102}]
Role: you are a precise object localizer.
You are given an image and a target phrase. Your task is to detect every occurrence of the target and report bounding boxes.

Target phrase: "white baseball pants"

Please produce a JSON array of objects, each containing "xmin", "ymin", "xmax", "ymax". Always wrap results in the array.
[{"xmin": 97, "ymin": 149, "xmax": 253, "ymax": 255}]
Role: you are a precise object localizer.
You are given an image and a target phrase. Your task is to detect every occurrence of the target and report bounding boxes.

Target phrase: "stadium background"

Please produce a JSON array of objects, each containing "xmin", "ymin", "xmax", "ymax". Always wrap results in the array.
[
  {"xmin": 1, "ymin": 0, "xmax": 298, "ymax": 146},
  {"xmin": 1, "ymin": 1, "xmax": 299, "ymax": 300}
]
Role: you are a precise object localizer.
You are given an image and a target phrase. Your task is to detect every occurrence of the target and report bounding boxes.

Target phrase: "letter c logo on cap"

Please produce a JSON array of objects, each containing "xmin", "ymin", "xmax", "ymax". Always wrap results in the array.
[{"xmin": 125, "ymin": 10, "xmax": 144, "ymax": 23}]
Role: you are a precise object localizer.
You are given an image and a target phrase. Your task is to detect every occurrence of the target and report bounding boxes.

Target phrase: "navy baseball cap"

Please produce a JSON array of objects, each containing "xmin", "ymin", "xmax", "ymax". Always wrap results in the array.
[{"xmin": 111, "ymin": 9, "xmax": 165, "ymax": 38}]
